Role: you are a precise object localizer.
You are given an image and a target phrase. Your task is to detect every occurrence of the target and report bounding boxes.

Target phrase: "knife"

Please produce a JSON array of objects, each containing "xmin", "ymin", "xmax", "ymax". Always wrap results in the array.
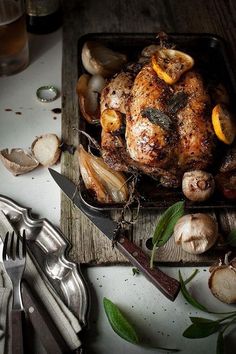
[
  {"xmin": 22, "ymin": 281, "xmax": 72, "ymax": 354},
  {"xmin": 49, "ymin": 168, "xmax": 180, "ymax": 301}
]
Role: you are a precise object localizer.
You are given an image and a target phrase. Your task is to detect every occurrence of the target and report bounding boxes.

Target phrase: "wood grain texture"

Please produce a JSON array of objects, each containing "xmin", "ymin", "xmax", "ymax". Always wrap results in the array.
[{"xmin": 61, "ymin": 0, "xmax": 236, "ymax": 265}]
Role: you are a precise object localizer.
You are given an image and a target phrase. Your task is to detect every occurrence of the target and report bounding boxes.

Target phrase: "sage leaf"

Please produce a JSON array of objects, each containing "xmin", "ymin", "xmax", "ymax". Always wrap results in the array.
[
  {"xmin": 179, "ymin": 271, "xmax": 208, "ymax": 312},
  {"xmin": 226, "ymin": 229, "xmax": 236, "ymax": 247},
  {"xmin": 183, "ymin": 322, "xmax": 220, "ymax": 338},
  {"xmin": 150, "ymin": 201, "xmax": 184, "ymax": 268},
  {"xmin": 141, "ymin": 108, "xmax": 173, "ymax": 131},
  {"xmin": 152, "ymin": 201, "xmax": 185, "ymax": 247},
  {"xmin": 166, "ymin": 91, "xmax": 188, "ymax": 114},
  {"xmin": 103, "ymin": 297, "xmax": 139, "ymax": 344},
  {"xmin": 216, "ymin": 332, "xmax": 225, "ymax": 354},
  {"xmin": 190, "ymin": 317, "xmax": 218, "ymax": 324}
]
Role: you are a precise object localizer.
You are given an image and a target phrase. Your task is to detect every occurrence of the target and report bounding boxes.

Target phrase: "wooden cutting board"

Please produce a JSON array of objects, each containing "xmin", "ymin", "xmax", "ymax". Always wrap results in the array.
[{"xmin": 61, "ymin": 0, "xmax": 236, "ymax": 265}]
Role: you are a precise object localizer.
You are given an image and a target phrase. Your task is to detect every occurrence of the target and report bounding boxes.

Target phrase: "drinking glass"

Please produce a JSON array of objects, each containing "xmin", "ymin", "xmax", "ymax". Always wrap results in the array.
[{"xmin": 0, "ymin": 0, "xmax": 29, "ymax": 76}]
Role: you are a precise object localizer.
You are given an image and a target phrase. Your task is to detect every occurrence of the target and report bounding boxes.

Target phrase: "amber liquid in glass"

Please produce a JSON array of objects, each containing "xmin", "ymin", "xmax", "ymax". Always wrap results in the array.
[{"xmin": 0, "ymin": 14, "xmax": 29, "ymax": 76}]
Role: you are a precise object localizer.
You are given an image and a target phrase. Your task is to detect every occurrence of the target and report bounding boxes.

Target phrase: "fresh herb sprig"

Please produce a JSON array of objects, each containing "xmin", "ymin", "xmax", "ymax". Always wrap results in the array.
[
  {"xmin": 179, "ymin": 270, "xmax": 236, "ymax": 354},
  {"xmin": 150, "ymin": 201, "xmax": 185, "ymax": 268},
  {"xmin": 103, "ymin": 297, "xmax": 180, "ymax": 352}
]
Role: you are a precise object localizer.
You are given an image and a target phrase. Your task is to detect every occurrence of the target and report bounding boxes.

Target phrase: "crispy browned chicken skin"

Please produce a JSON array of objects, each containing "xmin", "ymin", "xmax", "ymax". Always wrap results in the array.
[{"xmin": 101, "ymin": 64, "xmax": 215, "ymax": 187}]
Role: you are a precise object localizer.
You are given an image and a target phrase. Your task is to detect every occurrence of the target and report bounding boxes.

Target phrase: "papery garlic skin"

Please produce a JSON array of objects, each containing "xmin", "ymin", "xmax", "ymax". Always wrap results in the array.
[
  {"xmin": 174, "ymin": 213, "xmax": 218, "ymax": 254},
  {"xmin": 78, "ymin": 145, "xmax": 129, "ymax": 204}
]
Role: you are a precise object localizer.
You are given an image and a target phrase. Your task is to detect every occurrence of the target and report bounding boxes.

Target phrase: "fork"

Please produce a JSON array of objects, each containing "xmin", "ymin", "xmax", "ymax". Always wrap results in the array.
[{"xmin": 2, "ymin": 230, "xmax": 26, "ymax": 354}]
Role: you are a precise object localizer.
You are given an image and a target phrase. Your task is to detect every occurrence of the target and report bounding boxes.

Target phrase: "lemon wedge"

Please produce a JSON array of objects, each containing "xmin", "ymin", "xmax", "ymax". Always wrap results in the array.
[
  {"xmin": 212, "ymin": 104, "xmax": 235, "ymax": 145},
  {"xmin": 152, "ymin": 49, "xmax": 194, "ymax": 84}
]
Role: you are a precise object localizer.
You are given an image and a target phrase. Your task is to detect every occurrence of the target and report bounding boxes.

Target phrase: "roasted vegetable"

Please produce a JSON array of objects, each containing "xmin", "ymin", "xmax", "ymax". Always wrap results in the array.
[
  {"xmin": 77, "ymin": 73, "xmax": 105, "ymax": 124},
  {"xmin": 78, "ymin": 145, "xmax": 129, "ymax": 203},
  {"xmin": 81, "ymin": 41, "xmax": 127, "ymax": 77},
  {"xmin": 215, "ymin": 171, "xmax": 236, "ymax": 200}
]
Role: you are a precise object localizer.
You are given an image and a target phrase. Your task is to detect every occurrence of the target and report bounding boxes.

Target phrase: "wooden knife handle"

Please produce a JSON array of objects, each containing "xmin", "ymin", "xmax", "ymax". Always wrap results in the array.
[
  {"xmin": 115, "ymin": 236, "xmax": 180, "ymax": 301},
  {"xmin": 11, "ymin": 310, "xmax": 25, "ymax": 354}
]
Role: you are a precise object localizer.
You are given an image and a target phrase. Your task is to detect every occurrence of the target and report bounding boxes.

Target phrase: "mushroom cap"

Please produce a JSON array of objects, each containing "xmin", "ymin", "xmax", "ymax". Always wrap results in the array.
[
  {"xmin": 209, "ymin": 265, "xmax": 236, "ymax": 304},
  {"xmin": 174, "ymin": 213, "xmax": 218, "ymax": 254}
]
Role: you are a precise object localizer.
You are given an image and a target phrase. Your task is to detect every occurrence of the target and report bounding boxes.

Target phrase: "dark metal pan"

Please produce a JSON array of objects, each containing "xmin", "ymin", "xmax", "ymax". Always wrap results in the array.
[{"xmin": 77, "ymin": 33, "xmax": 236, "ymax": 211}]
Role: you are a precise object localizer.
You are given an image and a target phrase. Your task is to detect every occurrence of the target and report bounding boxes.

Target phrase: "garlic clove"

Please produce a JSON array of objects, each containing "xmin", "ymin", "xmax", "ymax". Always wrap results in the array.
[
  {"xmin": 81, "ymin": 41, "xmax": 127, "ymax": 77},
  {"xmin": 174, "ymin": 213, "xmax": 218, "ymax": 254},
  {"xmin": 77, "ymin": 145, "xmax": 129, "ymax": 204},
  {"xmin": 31, "ymin": 134, "xmax": 61, "ymax": 167},
  {"xmin": 0, "ymin": 148, "xmax": 39, "ymax": 176},
  {"xmin": 209, "ymin": 260, "xmax": 236, "ymax": 304}
]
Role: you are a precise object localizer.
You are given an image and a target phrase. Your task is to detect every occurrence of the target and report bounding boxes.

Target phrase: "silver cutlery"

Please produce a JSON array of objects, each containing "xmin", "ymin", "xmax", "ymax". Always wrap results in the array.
[{"xmin": 2, "ymin": 230, "xmax": 26, "ymax": 354}]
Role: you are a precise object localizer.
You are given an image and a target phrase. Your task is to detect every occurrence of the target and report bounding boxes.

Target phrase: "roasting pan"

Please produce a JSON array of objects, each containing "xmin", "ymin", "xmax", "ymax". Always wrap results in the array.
[{"xmin": 77, "ymin": 33, "xmax": 236, "ymax": 210}]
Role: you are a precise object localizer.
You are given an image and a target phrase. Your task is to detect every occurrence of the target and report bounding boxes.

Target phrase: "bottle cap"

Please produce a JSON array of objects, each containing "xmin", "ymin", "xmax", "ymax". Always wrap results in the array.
[{"xmin": 36, "ymin": 85, "xmax": 59, "ymax": 102}]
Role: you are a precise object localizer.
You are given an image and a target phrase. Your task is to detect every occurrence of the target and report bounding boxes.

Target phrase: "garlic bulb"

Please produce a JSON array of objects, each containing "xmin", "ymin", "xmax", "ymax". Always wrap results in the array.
[
  {"xmin": 182, "ymin": 170, "xmax": 215, "ymax": 202},
  {"xmin": 209, "ymin": 256, "xmax": 236, "ymax": 304},
  {"xmin": 78, "ymin": 145, "xmax": 129, "ymax": 203},
  {"xmin": 174, "ymin": 213, "xmax": 218, "ymax": 254}
]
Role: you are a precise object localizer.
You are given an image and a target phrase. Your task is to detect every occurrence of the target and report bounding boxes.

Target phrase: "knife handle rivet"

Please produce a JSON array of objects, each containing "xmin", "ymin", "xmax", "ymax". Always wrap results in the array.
[
  {"xmin": 119, "ymin": 238, "xmax": 125, "ymax": 244},
  {"xmin": 132, "ymin": 251, "xmax": 138, "ymax": 257},
  {"xmin": 29, "ymin": 306, "xmax": 35, "ymax": 313}
]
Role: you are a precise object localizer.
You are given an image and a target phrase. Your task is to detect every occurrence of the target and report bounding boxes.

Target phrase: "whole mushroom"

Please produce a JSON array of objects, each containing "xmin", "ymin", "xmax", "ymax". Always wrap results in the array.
[
  {"xmin": 174, "ymin": 213, "xmax": 218, "ymax": 254},
  {"xmin": 182, "ymin": 170, "xmax": 215, "ymax": 202}
]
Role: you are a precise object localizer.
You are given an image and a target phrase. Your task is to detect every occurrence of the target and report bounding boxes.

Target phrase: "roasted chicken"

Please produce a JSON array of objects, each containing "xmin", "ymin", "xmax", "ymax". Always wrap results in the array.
[{"xmin": 101, "ymin": 62, "xmax": 216, "ymax": 187}]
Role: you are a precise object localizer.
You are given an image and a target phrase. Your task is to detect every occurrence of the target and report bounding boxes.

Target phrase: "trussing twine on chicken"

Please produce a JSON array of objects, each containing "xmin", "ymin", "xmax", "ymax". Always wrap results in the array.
[
  {"xmin": 112, "ymin": 173, "xmax": 141, "ymax": 246},
  {"xmin": 73, "ymin": 128, "xmax": 101, "ymax": 153}
]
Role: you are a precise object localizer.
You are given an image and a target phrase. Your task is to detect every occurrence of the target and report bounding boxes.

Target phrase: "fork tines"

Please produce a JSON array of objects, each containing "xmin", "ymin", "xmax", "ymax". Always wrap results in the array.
[{"xmin": 3, "ymin": 230, "xmax": 26, "ymax": 261}]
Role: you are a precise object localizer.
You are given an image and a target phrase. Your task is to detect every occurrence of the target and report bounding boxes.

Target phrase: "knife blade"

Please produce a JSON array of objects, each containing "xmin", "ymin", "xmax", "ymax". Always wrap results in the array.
[{"xmin": 49, "ymin": 168, "xmax": 180, "ymax": 301}]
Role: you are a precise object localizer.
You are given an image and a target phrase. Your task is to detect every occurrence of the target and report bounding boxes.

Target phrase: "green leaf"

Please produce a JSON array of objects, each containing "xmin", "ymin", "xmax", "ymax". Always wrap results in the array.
[
  {"xmin": 190, "ymin": 317, "xmax": 218, "ymax": 324},
  {"xmin": 216, "ymin": 332, "xmax": 225, "ymax": 354},
  {"xmin": 179, "ymin": 271, "xmax": 209, "ymax": 312},
  {"xmin": 184, "ymin": 269, "xmax": 199, "ymax": 285},
  {"xmin": 141, "ymin": 107, "xmax": 173, "ymax": 131},
  {"xmin": 226, "ymin": 229, "xmax": 236, "ymax": 247},
  {"xmin": 132, "ymin": 268, "xmax": 140, "ymax": 276},
  {"xmin": 103, "ymin": 297, "xmax": 139, "ymax": 344},
  {"xmin": 183, "ymin": 322, "xmax": 220, "ymax": 338},
  {"xmin": 152, "ymin": 201, "xmax": 185, "ymax": 247}
]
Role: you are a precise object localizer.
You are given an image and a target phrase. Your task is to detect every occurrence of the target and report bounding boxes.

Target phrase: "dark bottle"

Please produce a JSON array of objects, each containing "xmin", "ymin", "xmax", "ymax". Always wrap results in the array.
[{"xmin": 26, "ymin": 0, "xmax": 62, "ymax": 34}]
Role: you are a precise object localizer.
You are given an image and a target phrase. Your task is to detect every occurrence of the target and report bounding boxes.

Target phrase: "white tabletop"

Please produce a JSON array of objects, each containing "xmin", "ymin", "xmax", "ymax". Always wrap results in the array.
[{"xmin": 0, "ymin": 29, "xmax": 233, "ymax": 354}]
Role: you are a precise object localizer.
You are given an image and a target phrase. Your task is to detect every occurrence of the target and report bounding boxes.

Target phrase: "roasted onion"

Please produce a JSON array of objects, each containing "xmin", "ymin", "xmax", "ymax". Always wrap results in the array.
[
  {"xmin": 78, "ymin": 145, "xmax": 129, "ymax": 203},
  {"xmin": 81, "ymin": 41, "xmax": 127, "ymax": 77},
  {"xmin": 77, "ymin": 73, "xmax": 105, "ymax": 124}
]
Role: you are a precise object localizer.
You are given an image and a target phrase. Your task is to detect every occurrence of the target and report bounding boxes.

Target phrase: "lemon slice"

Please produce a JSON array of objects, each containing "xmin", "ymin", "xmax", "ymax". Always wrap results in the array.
[
  {"xmin": 101, "ymin": 109, "xmax": 123, "ymax": 132},
  {"xmin": 212, "ymin": 104, "xmax": 235, "ymax": 145},
  {"xmin": 152, "ymin": 49, "xmax": 194, "ymax": 84}
]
